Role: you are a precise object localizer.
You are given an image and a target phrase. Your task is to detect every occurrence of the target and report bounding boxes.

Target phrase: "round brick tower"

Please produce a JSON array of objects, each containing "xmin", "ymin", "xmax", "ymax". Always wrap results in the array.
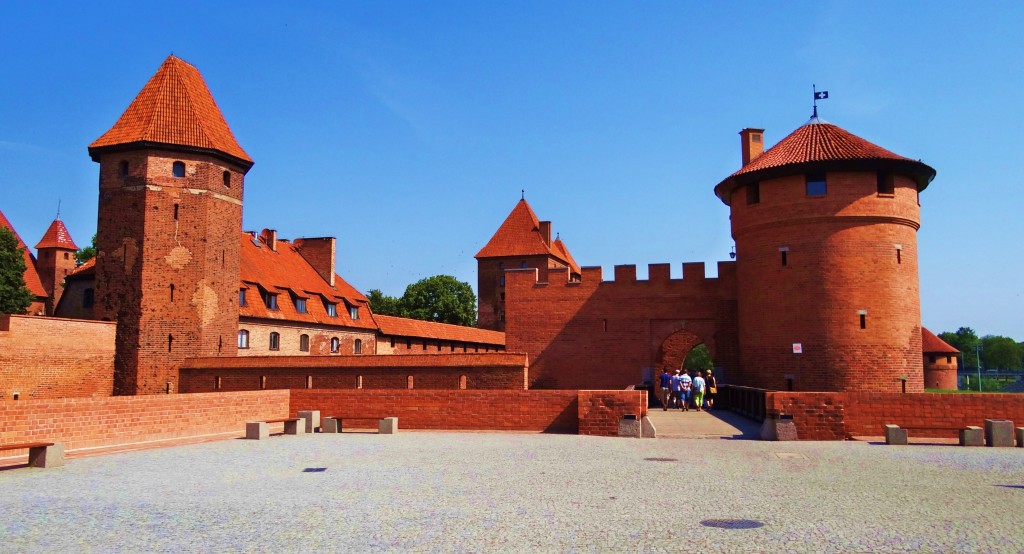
[{"xmin": 714, "ymin": 117, "xmax": 936, "ymax": 392}]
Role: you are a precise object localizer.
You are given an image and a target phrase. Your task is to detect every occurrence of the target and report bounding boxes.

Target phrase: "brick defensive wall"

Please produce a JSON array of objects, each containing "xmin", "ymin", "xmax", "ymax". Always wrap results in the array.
[
  {"xmin": 503, "ymin": 262, "xmax": 739, "ymax": 390},
  {"xmin": 0, "ymin": 315, "xmax": 115, "ymax": 399}
]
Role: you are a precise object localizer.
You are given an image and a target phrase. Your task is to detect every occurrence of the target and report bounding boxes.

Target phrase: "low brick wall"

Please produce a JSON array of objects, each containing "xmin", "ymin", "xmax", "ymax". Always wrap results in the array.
[
  {"xmin": 578, "ymin": 390, "xmax": 648, "ymax": 436},
  {"xmin": 768, "ymin": 391, "xmax": 1024, "ymax": 440},
  {"xmin": 0, "ymin": 390, "xmax": 289, "ymax": 456},
  {"xmin": 180, "ymin": 353, "xmax": 529, "ymax": 393},
  {"xmin": 0, "ymin": 314, "xmax": 115, "ymax": 399}
]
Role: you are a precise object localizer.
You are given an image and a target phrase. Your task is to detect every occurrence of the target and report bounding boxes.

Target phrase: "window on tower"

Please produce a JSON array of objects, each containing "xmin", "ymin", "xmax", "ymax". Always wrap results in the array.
[
  {"xmin": 172, "ymin": 161, "xmax": 186, "ymax": 178},
  {"xmin": 119, "ymin": 160, "xmax": 129, "ymax": 179},
  {"xmin": 746, "ymin": 182, "xmax": 760, "ymax": 205},
  {"xmin": 877, "ymin": 172, "xmax": 895, "ymax": 195},
  {"xmin": 805, "ymin": 173, "xmax": 827, "ymax": 197},
  {"xmin": 223, "ymin": 171, "xmax": 231, "ymax": 188}
]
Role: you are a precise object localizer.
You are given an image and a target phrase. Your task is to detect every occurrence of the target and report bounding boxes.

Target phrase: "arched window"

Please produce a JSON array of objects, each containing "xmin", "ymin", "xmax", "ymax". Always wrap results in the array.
[
  {"xmin": 407, "ymin": 375, "xmax": 414, "ymax": 389},
  {"xmin": 299, "ymin": 334, "xmax": 309, "ymax": 352},
  {"xmin": 223, "ymin": 170, "xmax": 231, "ymax": 188},
  {"xmin": 172, "ymin": 161, "xmax": 185, "ymax": 178},
  {"xmin": 237, "ymin": 330, "xmax": 249, "ymax": 349},
  {"xmin": 459, "ymin": 375, "xmax": 467, "ymax": 390},
  {"xmin": 354, "ymin": 339, "xmax": 362, "ymax": 354},
  {"xmin": 330, "ymin": 337, "xmax": 340, "ymax": 353},
  {"xmin": 269, "ymin": 332, "xmax": 280, "ymax": 351}
]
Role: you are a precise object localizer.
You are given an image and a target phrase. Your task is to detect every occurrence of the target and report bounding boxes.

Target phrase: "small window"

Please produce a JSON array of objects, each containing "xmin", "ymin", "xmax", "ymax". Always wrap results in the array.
[
  {"xmin": 459, "ymin": 375, "xmax": 467, "ymax": 390},
  {"xmin": 896, "ymin": 246, "xmax": 902, "ymax": 265},
  {"xmin": 946, "ymin": 355, "xmax": 952, "ymax": 364},
  {"xmin": 306, "ymin": 375, "xmax": 313, "ymax": 389},
  {"xmin": 499, "ymin": 311, "xmax": 505, "ymax": 322},
  {"xmin": 263, "ymin": 291, "xmax": 278, "ymax": 310},
  {"xmin": 215, "ymin": 376, "xmax": 222, "ymax": 390},
  {"xmin": 407, "ymin": 375, "xmax": 414, "ymax": 389},
  {"xmin": 858, "ymin": 311, "xmax": 867, "ymax": 330},
  {"xmin": 63, "ymin": 252, "xmax": 69, "ymax": 260},
  {"xmin": 223, "ymin": 171, "xmax": 231, "ymax": 189},
  {"xmin": 520, "ymin": 261, "xmax": 527, "ymax": 268},
  {"xmin": 239, "ymin": 289, "xmax": 247, "ymax": 307},
  {"xmin": 354, "ymin": 339, "xmax": 362, "ymax": 354},
  {"xmin": 929, "ymin": 355, "xmax": 937, "ymax": 364},
  {"xmin": 119, "ymin": 160, "xmax": 129, "ymax": 178},
  {"xmin": 269, "ymin": 332, "xmax": 280, "ymax": 350},
  {"xmin": 168, "ymin": 334, "xmax": 173, "ymax": 353},
  {"xmin": 746, "ymin": 182, "xmax": 760, "ymax": 205},
  {"xmin": 238, "ymin": 330, "xmax": 249, "ymax": 349},
  {"xmin": 406, "ymin": 338, "xmax": 412, "ymax": 349},
  {"xmin": 779, "ymin": 247, "xmax": 789, "ymax": 267},
  {"xmin": 83, "ymin": 288, "xmax": 94, "ymax": 308},
  {"xmin": 877, "ymin": 172, "xmax": 895, "ymax": 195},
  {"xmin": 294, "ymin": 297, "xmax": 307, "ymax": 314},
  {"xmin": 498, "ymin": 262, "xmax": 504, "ymax": 270},
  {"xmin": 390, "ymin": 337, "xmax": 395, "ymax": 348},
  {"xmin": 172, "ymin": 161, "xmax": 186, "ymax": 178},
  {"xmin": 330, "ymin": 337, "xmax": 340, "ymax": 353},
  {"xmin": 752, "ymin": 133, "xmax": 762, "ymax": 143},
  {"xmin": 349, "ymin": 305, "xmax": 359, "ymax": 320},
  {"xmin": 499, "ymin": 276, "xmax": 505, "ymax": 287},
  {"xmin": 325, "ymin": 302, "xmax": 337, "ymax": 317},
  {"xmin": 356, "ymin": 375, "xmax": 363, "ymax": 389},
  {"xmin": 805, "ymin": 173, "xmax": 827, "ymax": 197},
  {"xmin": 169, "ymin": 283, "xmax": 175, "ymax": 301},
  {"xmin": 299, "ymin": 334, "xmax": 309, "ymax": 352},
  {"xmin": 173, "ymin": 203, "xmax": 179, "ymax": 221}
]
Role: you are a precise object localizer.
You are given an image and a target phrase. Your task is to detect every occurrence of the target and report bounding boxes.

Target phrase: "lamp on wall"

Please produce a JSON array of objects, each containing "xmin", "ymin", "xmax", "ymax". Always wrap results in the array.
[{"xmin": 729, "ymin": 246, "xmax": 736, "ymax": 259}]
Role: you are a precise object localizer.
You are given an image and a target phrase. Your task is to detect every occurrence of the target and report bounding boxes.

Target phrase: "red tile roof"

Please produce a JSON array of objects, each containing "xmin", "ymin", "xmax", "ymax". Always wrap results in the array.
[
  {"xmin": 89, "ymin": 56, "xmax": 252, "ymax": 166},
  {"xmin": 551, "ymin": 238, "xmax": 580, "ymax": 274},
  {"xmin": 0, "ymin": 208, "xmax": 46, "ymax": 298},
  {"xmin": 373, "ymin": 314, "xmax": 505, "ymax": 346},
  {"xmin": 239, "ymin": 232, "xmax": 374, "ymax": 329},
  {"xmin": 34, "ymin": 219, "xmax": 79, "ymax": 250},
  {"xmin": 715, "ymin": 119, "xmax": 936, "ymax": 204},
  {"xmin": 922, "ymin": 327, "xmax": 960, "ymax": 354},
  {"xmin": 66, "ymin": 257, "xmax": 95, "ymax": 279},
  {"xmin": 475, "ymin": 199, "xmax": 578, "ymax": 270}
]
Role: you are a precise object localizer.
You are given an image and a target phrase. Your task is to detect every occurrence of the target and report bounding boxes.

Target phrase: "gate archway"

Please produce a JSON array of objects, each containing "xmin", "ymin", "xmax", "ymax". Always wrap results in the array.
[{"xmin": 655, "ymin": 328, "xmax": 710, "ymax": 374}]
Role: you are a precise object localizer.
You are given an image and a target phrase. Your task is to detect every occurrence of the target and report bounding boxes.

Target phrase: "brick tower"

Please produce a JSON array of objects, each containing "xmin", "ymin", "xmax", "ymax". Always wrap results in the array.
[
  {"xmin": 88, "ymin": 56, "xmax": 254, "ymax": 395},
  {"xmin": 476, "ymin": 199, "xmax": 580, "ymax": 330},
  {"xmin": 714, "ymin": 117, "xmax": 936, "ymax": 392},
  {"xmin": 34, "ymin": 217, "xmax": 79, "ymax": 315}
]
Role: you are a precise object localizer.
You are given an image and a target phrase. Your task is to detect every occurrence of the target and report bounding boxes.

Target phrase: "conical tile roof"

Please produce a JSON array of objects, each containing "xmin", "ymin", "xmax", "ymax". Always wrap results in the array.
[
  {"xmin": 35, "ymin": 218, "xmax": 79, "ymax": 250},
  {"xmin": 714, "ymin": 118, "xmax": 935, "ymax": 204},
  {"xmin": 89, "ymin": 56, "xmax": 252, "ymax": 166},
  {"xmin": 476, "ymin": 199, "xmax": 554, "ymax": 259}
]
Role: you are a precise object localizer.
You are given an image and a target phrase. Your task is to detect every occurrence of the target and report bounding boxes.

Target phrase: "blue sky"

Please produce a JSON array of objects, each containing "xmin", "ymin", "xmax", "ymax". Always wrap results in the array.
[{"xmin": 2, "ymin": 2, "xmax": 1022, "ymax": 339}]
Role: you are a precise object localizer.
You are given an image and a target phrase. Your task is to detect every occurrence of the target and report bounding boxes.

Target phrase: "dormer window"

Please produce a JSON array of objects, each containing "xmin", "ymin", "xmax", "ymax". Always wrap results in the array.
[
  {"xmin": 172, "ymin": 161, "xmax": 186, "ymax": 178},
  {"xmin": 294, "ymin": 297, "xmax": 307, "ymax": 314},
  {"xmin": 325, "ymin": 301, "xmax": 337, "ymax": 317},
  {"xmin": 239, "ymin": 289, "xmax": 247, "ymax": 307},
  {"xmin": 349, "ymin": 305, "xmax": 359, "ymax": 320},
  {"xmin": 261, "ymin": 290, "xmax": 278, "ymax": 310}
]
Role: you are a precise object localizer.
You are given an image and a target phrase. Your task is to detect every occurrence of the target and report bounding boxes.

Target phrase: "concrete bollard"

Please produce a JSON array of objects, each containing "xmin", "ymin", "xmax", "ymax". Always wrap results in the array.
[
  {"xmin": 322, "ymin": 417, "xmax": 339, "ymax": 433},
  {"xmin": 618, "ymin": 414, "xmax": 641, "ymax": 438},
  {"xmin": 246, "ymin": 422, "xmax": 269, "ymax": 440},
  {"xmin": 884, "ymin": 424, "xmax": 908, "ymax": 446},
  {"xmin": 640, "ymin": 416, "xmax": 657, "ymax": 438},
  {"xmin": 28, "ymin": 443, "xmax": 64, "ymax": 468},
  {"xmin": 959, "ymin": 426, "xmax": 984, "ymax": 447},
  {"xmin": 298, "ymin": 410, "xmax": 321, "ymax": 433},
  {"xmin": 379, "ymin": 417, "xmax": 399, "ymax": 434},
  {"xmin": 984, "ymin": 419, "xmax": 1014, "ymax": 447},
  {"xmin": 283, "ymin": 419, "xmax": 304, "ymax": 435}
]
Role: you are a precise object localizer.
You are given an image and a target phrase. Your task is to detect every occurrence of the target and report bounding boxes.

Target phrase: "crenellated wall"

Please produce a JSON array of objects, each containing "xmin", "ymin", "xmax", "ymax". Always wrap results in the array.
[{"xmin": 504, "ymin": 261, "xmax": 739, "ymax": 389}]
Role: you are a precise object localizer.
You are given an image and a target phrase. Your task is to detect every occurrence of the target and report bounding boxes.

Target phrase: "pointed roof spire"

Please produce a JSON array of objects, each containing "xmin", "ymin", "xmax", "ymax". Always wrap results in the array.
[
  {"xmin": 35, "ymin": 218, "xmax": 79, "ymax": 250},
  {"xmin": 475, "ymin": 199, "xmax": 578, "ymax": 269},
  {"xmin": 89, "ymin": 55, "xmax": 252, "ymax": 167}
]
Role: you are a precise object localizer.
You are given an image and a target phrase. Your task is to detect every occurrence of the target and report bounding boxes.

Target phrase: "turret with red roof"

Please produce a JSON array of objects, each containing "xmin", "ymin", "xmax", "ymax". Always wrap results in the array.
[{"xmin": 34, "ymin": 217, "xmax": 79, "ymax": 315}]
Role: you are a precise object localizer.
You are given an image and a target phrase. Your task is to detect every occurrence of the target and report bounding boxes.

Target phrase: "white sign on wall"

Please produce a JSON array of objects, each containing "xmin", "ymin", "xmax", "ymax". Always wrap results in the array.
[{"xmin": 792, "ymin": 343, "xmax": 803, "ymax": 354}]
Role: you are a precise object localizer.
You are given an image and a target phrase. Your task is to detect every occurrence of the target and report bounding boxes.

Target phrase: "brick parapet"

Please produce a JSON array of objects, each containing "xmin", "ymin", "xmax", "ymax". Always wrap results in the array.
[
  {"xmin": 577, "ymin": 390, "xmax": 648, "ymax": 436},
  {"xmin": 0, "ymin": 315, "xmax": 115, "ymax": 399}
]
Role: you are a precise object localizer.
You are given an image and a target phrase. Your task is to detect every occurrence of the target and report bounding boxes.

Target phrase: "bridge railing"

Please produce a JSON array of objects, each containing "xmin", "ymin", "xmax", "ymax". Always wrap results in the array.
[{"xmin": 718, "ymin": 385, "xmax": 771, "ymax": 423}]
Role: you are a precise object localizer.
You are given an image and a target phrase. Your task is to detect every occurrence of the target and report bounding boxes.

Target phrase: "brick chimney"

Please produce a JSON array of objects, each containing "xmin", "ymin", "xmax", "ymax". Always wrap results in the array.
[
  {"xmin": 539, "ymin": 221, "xmax": 552, "ymax": 247},
  {"xmin": 294, "ymin": 237, "xmax": 336, "ymax": 287},
  {"xmin": 260, "ymin": 229, "xmax": 277, "ymax": 252},
  {"xmin": 740, "ymin": 128, "xmax": 766, "ymax": 166}
]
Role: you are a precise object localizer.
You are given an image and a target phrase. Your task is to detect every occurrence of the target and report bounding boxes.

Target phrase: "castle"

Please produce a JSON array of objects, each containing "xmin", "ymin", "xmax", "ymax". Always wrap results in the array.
[{"xmin": 1, "ymin": 55, "xmax": 960, "ymax": 400}]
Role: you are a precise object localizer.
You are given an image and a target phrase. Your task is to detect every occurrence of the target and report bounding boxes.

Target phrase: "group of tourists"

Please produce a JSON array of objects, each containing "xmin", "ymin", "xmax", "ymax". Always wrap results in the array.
[{"xmin": 657, "ymin": 368, "xmax": 717, "ymax": 411}]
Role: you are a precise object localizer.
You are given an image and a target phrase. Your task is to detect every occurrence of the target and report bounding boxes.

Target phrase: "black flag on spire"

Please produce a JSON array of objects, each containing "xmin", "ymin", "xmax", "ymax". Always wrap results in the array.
[{"xmin": 814, "ymin": 90, "xmax": 828, "ymax": 100}]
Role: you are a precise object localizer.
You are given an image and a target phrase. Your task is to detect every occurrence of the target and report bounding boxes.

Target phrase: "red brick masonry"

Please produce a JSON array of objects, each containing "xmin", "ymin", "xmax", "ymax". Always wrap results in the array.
[
  {"xmin": 768, "ymin": 391, "xmax": 1024, "ymax": 440},
  {"xmin": 0, "ymin": 315, "xmax": 115, "ymax": 399}
]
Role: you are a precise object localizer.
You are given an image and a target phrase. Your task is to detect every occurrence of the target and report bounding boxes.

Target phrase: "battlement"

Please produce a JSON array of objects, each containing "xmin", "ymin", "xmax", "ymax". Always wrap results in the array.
[{"xmin": 506, "ymin": 260, "xmax": 737, "ymax": 289}]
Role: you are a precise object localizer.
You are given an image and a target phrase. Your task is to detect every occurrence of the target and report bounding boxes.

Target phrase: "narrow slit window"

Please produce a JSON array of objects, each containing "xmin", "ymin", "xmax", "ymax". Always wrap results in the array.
[
  {"xmin": 215, "ymin": 376, "xmax": 222, "ymax": 390},
  {"xmin": 459, "ymin": 375, "xmax": 467, "ymax": 390},
  {"xmin": 407, "ymin": 375, "xmax": 414, "ymax": 389},
  {"xmin": 895, "ymin": 245, "xmax": 902, "ymax": 264},
  {"xmin": 858, "ymin": 311, "xmax": 867, "ymax": 330},
  {"xmin": 780, "ymin": 247, "xmax": 789, "ymax": 267},
  {"xmin": 260, "ymin": 376, "xmax": 267, "ymax": 390},
  {"xmin": 306, "ymin": 375, "xmax": 313, "ymax": 389},
  {"xmin": 356, "ymin": 375, "xmax": 363, "ymax": 389},
  {"xmin": 223, "ymin": 171, "xmax": 231, "ymax": 188},
  {"xmin": 168, "ymin": 334, "xmax": 174, "ymax": 353},
  {"xmin": 119, "ymin": 160, "xmax": 129, "ymax": 178},
  {"xmin": 169, "ymin": 283, "xmax": 175, "ymax": 301},
  {"xmin": 173, "ymin": 203, "xmax": 179, "ymax": 221},
  {"xmin": 746, "ymin": 182, "xmax": 760, "ymax": 205}
]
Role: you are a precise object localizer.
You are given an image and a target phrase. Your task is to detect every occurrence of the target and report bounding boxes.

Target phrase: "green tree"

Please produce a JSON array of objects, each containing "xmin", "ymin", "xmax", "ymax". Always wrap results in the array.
[
  {"xmin": 980, "ymin": 335, "xmax": 1022, "ymax": 369},
  {"xmin": 367, "ymin": 289, "xmax": 404, "ymax": 317},
  {"xmin": 939, "ymin": 327, "xmax": 979, "ymax": 369},
  {"xmin": 75, "ymin": 233, "xmax": 97, "ymax": 264},
  {"xmin": 0, "ymin": 227, "xmax": 34, "ymax": 314},
  {"xmin": 400, "ymin": 275, "xmax": 477, "ymax": 326},
  {"xmin": 683, "ymin": 343, "xmax": 713, "ymax": 370}
]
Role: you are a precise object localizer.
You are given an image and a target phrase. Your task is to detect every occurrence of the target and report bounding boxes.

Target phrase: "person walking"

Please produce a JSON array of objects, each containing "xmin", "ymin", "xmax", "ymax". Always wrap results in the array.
[
  {"xmin": 669, "ymin": 369, "xmax": 683, "ymax": 410},
  {"xmin": 693, "ymin": 371, "xmax": 706, "ymax": 412},
  {"xmin": 705, "ymin": 369, "xmax": 718, "ymax": 411},
  {"xmin": 658, "ymin": 369, "xmax": 673, "ymax": 411},
  {"xmin": 679, "ymin": 370, "xmax": 693, "ymax": 411}
]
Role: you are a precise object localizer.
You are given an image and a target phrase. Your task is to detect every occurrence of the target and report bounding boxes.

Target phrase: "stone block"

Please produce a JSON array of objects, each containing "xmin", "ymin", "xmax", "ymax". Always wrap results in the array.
[
  {"xmin": 618, "ymin": 415, "xmax": 641, "ymax": 438},
  {"xmin": 28, "ymin": 443, "xmax": 64, "ymax": 468},
  {"xmin": 984, "ymin": 419, "xmax": 1014, "ymax": 447},
  {"xmin": 1016, "ymin": 427, "xmax": 1023, "ymax": 447},
  {"xmin": 379, "ymin": 417, "xmax": 398, "ymax": 434},
  {"xmin": 959, "ymin": 426, "xmax": 984, "ymax": 447},
  {"xmin": 884, "ymin": 424, "xmax": 908, "ymax": 446},
  {"xmin": 298, "ymin": 410, "xmax": 321, "ymax": 433},
  {"xmin": 641, "ymin": 416, "xmax": 657, "ymax": 438},
  {"xmin": 322, "ymin": 417, "xmax": 339, "ymax": 434},
  {"xmin": 246, "ymin": 422, "xmax": 268, "ymax": 440},
  {"xmin": 760, "ymin": 416, "xmax": 798, "ymax": 441},
  {"xmin": 283, "ymin": 419, "xmax": 303, "ymax": 435}
]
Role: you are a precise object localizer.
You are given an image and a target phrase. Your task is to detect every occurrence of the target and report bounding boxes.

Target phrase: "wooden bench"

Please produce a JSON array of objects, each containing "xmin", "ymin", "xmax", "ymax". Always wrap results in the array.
[
  {"xmin": 0, "ymin": 442, "xmax": 64, "ymax": 468},
  {"xmin": 884, "ymin": 424, "xmax": 983, "ymax": 446},
  {"xmin": 322, "ymin": 416, "xmax": 398, "ymax": 435},
  {"xmin": 245, "ymin": 418, "xmax": 304, "ymax": 440}
]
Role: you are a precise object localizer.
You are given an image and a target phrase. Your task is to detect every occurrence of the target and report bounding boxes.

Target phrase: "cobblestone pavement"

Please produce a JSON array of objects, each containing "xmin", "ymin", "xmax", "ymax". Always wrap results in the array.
[{"xmin": 1, "ymin": 432, "xmax": 1022, "ymax": 553}]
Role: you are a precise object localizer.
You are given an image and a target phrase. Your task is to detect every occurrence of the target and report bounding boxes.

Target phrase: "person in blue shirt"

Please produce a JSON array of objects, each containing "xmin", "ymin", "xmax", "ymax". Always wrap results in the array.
[{"xmin": 658, "ymin": 369, "xmax": 673, "ymax": 411}]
